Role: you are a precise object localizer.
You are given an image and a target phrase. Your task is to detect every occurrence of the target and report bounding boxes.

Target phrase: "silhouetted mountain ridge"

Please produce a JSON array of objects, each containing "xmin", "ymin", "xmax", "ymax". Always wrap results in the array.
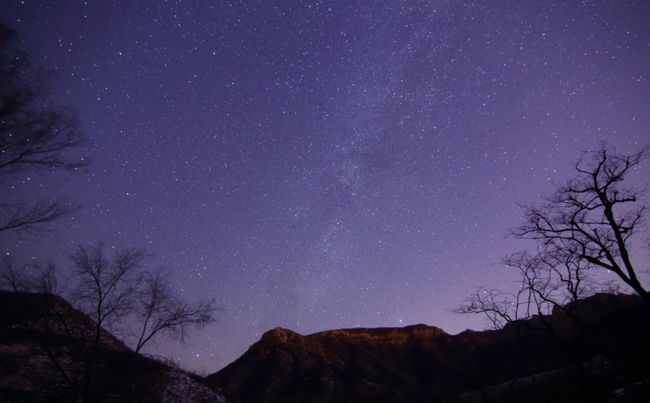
[
  {"xmin": 2, "ymin": 291, "xmax": 649, "ymax": 402},
  {"xmin": 208, "ymin": 293, "xmax": 650, "ymax": 403}
]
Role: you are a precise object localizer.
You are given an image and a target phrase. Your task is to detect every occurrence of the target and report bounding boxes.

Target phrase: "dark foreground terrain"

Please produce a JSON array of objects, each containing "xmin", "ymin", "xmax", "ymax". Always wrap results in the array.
[
  {"xmin": 0, "ymin": 292, "xmax": 225, "ymax": 402},
  {"xmin": 2, "ymin": 291, "xmax": 650, "ymax": 402},
  {"xmin": 208, "ymin": 293, "xmax": 650, "ymax": 403}
]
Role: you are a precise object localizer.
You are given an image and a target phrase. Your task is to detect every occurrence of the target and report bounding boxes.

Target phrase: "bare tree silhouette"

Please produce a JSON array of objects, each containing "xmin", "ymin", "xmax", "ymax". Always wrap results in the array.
[
  {"xmin": 455, "ymin": 251, "xmax": 597, "ymax": 332},
  {"xmin": 455, "ymin": 251, "xmax": 612, "ymax": 402},
  {"xmin": 457, "ymin": 146, "xmax": 648, "ymax": 329},
  {"xmin": 1, "ymin": 241, "xmax": 218, "ymax": 402},
  {"xmin": 0, "ymin": 23, "xmax": 87, "ymax": 234},
  {"xmin": 0, "ymin": 255, "xmax": 58, "ymax": 294},
  {"xmin": 456, "ymin": 146, "xmax": 649, "ymax": 402},
  {"xmin": 133, "ymin": 268, "xmax": 216, "ymax": 353},
  {"xmin": 70, "ymin": 243, "xmax": 145, "ymax": 343},
  {"xmin": 514, "ymin": 146, "xmax": 649, "ymax": 304}
]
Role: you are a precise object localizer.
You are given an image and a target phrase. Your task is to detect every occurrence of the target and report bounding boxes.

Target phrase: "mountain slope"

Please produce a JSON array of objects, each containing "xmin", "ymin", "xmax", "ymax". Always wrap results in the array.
[
  {"xmin": 0, "ymin": 291, "xmax": 226, "ymax": 402},
  {"xmin": 207, "ymin": 293, "xmax": 650, "ymax": 403}
]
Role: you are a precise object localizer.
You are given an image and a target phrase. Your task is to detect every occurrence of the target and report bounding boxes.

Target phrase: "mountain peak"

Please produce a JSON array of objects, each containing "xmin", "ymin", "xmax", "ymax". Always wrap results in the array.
[
  {"xmin": 260, "ymin": 327, "xmax": 300, "ymax": 343},
  {"xmin": 208, "ymin": 293, "xmax": 648, "ymax": 403}
]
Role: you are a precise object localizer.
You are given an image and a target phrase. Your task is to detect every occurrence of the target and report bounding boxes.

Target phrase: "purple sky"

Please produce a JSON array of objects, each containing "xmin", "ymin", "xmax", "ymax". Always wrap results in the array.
[{"xmin": 2, "ymin": 1, "xmax": 649, "ymax": 373}]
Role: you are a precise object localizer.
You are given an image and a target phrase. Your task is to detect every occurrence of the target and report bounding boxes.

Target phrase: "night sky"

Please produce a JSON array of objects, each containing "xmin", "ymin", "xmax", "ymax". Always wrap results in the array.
[{"xmin": 2, "ymin": 1, "xmax": 649, "ymax": 373}]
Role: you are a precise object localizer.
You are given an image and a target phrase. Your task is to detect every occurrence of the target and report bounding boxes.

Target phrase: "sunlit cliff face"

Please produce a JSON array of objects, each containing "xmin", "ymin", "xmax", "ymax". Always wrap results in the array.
[{"xmin": 261, "ymin": 324, "xmax": 448, "ymax": 345}]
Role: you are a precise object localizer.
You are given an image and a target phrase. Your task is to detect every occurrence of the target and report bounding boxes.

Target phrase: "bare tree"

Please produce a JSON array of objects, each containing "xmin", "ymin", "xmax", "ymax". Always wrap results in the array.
[
  {"xmin": 69, "ymin": 242, "xmax": 217, "ymax": 353},
  {"xmin": 455, "ymin": 146, "xmax": 649, "ymax": 402},
  {"xmin": 70, "ymin": 242, "xmax": 145, "ymax": 341},
  {"xmin": 455, "ymin": 251, "xmax": 617, "ymax": 403},
  {"xmin": 133, "ymin": 269, "xmax": 216, "ymax": 353},
  {"xmin": 69, "ymin": 242, "xmax": 218, "ymax": 397},
  {"xmin": 0, "ymin": 255, "xmax": 59, "ymax": 294},
  {"xmin": 457, "ymin": 145, "xmax": 647, "ymax": 328},
  {"xmin": 3, "ymin": 240, "xmax": 218, "ymax": 353},
  {"xmin": 2, "ymin": 242, "xmax": 217, "ymax": 402},
  {"xmin": 455, "ymin": 251, "xmax": 596, "ymax": 332},
  {"xmin": 67, "ymin": 242, "xmax": 144, "ymax": 401},
  {"xmin": 0, "ymin": 255, "xmax": 26, "ymax": 291},
  {"xmin": 0, "ymin": 201, "xmax": 78, "ymax": 234},
  {"xmin": 31, "ymin": 259, "xmax": 59, "ymax": 294},
  {"xmin": 0, "ymin": 23, "xmax": 86, "ymax": 234},
  {"xmin": 515, "ymin": 146, "xmax": 649, "ymax": 304}
]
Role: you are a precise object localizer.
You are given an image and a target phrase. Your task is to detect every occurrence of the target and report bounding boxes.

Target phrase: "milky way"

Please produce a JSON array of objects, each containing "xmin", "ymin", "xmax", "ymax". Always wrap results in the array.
[{"xmin": 2, "ymin": 1, "xmax": 649, "ymax": 372}]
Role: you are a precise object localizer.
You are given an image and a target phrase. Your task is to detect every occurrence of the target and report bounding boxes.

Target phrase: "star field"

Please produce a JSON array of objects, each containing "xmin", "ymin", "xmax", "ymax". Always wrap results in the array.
[{"xmin": 2, "ymin": 0, "xmax": 649, "ymax": 373}]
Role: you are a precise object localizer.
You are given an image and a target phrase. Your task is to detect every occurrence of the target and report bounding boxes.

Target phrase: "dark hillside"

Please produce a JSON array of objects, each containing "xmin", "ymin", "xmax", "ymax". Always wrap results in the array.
[
  {"xmin": 207, "ymin": 293, "xmax": 650, "ymax": 403},
  {"xmin": 0, "ymin": 291, "xmax": 225, "ymax": 402}
]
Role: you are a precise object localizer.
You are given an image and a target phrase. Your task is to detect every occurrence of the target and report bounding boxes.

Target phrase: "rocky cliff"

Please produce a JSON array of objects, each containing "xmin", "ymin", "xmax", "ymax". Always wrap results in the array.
[{"xmin": 207, "ymin": 293, "xmax": 650, "ymax": 402}]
